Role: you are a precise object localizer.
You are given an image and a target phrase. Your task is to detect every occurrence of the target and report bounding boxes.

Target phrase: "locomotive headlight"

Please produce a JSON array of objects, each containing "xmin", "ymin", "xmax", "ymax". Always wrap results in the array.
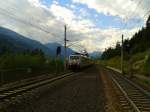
[
  {"xmin": 73, "ymin": 60, "xmax": 76, "ymax": 63},
  {"xmin": 77, "ymin": 60, "xmax": 80, "ymax": 65}
]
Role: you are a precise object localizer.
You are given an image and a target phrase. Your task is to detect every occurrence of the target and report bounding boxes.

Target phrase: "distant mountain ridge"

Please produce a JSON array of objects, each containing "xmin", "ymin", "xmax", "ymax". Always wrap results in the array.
[
  {"xmin": 0, "ymin": 27, "xmax": 75, "ymax": 58},
  {"xmin": 0, "ymin": 27, "xmax": 101, "ymax": 59},
  {"xmin": 0, "ymin": 27, "xmax": 53, "ymax": 56},
  {"xmin": 89, "ymin": 51, "xmax": 102, "ymax": 58},
  {"xmin": 45, "ymin": 43, "xmax": 75, "ymax": 59}
]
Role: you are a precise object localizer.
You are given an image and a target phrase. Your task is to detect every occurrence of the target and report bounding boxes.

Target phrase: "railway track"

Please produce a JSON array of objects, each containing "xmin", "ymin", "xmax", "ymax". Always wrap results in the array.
[
  {"xmin": 0, "ymin": 72, "xmax": 74, "ymax": 101},
  {"xmin": 107, "ymin": 69, "xmax": 150, "ymax": 112}
]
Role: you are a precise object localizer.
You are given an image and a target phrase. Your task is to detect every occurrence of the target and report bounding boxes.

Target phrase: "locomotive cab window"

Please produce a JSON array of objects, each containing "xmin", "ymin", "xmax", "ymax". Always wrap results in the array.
[{"xmin": 69, "ymin": 56, "xmax": 80, "ymax": 60}]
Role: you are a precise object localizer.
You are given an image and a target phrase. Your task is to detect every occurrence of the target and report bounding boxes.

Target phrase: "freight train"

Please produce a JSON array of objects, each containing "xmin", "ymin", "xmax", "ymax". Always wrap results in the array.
[{"xmin": 68, "ymin": 54, "xmax": 92, "ymax": 70}]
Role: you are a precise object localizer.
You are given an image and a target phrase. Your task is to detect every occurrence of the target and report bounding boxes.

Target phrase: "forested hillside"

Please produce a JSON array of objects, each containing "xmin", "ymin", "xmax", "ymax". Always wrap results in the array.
[
  {"xmin": 101, "ymin": 15, "xmax": 150, "ymax": 77},
  {"xmin": 0, "ymin": 27, "xmax": 65, "ymax": 84},
  {"xmin": 0, "ymin": 27, "xmax": 53, "ymax": 57},
  {"xmin": 101, "ymin": 15, "xmax": 150, "ymax": 60}
]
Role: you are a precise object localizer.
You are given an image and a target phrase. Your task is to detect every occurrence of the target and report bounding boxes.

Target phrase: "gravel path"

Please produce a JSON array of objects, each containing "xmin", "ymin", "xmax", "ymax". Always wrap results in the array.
[
  {"xmin": 2, "ymin": 66, "xmax": 105, "ymax": 112},
  {"xmin": 99, "ymin": 67, "xmax": 122, "ymax": 112}
]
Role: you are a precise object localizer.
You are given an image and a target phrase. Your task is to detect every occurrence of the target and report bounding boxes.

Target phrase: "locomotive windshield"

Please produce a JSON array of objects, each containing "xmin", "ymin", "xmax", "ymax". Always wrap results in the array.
[{"xmin": 70, "ymin": 56, "xmax": 80, "ymax": 60}]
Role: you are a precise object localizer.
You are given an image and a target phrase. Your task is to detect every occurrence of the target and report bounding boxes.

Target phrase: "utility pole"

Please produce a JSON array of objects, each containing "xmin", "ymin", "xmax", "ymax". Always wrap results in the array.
[
  {"xmin": 64, "ymin": 25, "xmax": 67, "ymax": 70},
  {"xmin": 121, "ymin": 34, "xmax": 124, "ymax": 74}
]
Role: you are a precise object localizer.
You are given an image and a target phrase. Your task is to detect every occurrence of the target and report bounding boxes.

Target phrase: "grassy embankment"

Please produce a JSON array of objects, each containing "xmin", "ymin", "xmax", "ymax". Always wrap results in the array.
[
  {"xmin": 0, "ymin": 52, "xmax": 65, "ymax": 84},
  {"xmin": 100, "ymin": 48, "xmax": 150, "ymax": 87}
]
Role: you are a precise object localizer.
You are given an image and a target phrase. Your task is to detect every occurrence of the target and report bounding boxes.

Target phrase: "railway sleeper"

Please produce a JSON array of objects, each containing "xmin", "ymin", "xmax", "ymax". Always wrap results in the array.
[
  {"xmin": 132, "ymin": 98, "xmax": 150, "ymax": 102},
  {"xmin": 138, "ymin": 107, "xmax": 150, "ymax": 111},
  {"xmin": 130, "ymin": 96, "xmax": 147, "ymax": 99}
]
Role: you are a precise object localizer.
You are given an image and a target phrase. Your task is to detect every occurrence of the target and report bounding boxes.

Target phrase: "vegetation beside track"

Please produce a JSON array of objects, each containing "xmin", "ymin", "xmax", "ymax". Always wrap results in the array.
[
  {"xmin": 99, "ymin": 15, "xmax": 150, "ymax": 77},
  {"xmin": 0, "ymin": 49, "xmax": 65, "ymax": 84},
  {"xmin": 98, "ymin": 15, "xmax": 150, "ymax": 88},
  {"xmin": 99, "ymin": 49, "xmax": 150, "ymax": 91},
  {"xmin": 100, "ymin": 48, "xmax": 150, "ymax": 77}
]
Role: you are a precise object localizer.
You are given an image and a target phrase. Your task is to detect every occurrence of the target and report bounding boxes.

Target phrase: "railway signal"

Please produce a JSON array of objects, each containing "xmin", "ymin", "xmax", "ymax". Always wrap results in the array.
[{"xmin": 56, "ymin": 46, "xmax": 61, "ymax": 59}]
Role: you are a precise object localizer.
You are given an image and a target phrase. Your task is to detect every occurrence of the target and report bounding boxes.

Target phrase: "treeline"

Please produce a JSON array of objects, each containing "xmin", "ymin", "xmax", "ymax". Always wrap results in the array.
[
  {"xmin": 0, "ymin": 48, "xmax": 64, "ymax": 71},
  {"xmin": 0, "ymin": 48, "xmax": 64, "ymax": 83},
  {"xmin": 0, "ymin": 49, "xmax": 45, "ymax": 69},
  {"xmin": 101, "ymin": 15, "xmax": 150, "ymax": 60}
]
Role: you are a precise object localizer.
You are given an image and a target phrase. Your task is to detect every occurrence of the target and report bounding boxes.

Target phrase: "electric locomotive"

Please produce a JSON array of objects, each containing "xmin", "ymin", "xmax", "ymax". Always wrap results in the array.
[{"xmin": 68, "ymin": 54, "xmax": 91, "ymax": 70}]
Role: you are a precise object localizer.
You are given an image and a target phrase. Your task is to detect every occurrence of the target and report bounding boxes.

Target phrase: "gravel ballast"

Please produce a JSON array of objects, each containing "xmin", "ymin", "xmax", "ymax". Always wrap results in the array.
[{"xmin": 1, "ymin": 66, "xmax": 105, "ymax": 112}]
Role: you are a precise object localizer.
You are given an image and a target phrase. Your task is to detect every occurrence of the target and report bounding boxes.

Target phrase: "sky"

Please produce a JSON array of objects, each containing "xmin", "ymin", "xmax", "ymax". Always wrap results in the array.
[{"xmin": 0, "ymin": 0, "xmax": 150, "ymax": 53}]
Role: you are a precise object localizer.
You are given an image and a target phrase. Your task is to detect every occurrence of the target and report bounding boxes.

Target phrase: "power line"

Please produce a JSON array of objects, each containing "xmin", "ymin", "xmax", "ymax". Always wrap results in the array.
[
  {"xmin": 0, "ymin": 1, "xmax": 65, "ymax": 42},
  {"xmin": 0, "ymin": 1, "xmax": 86, "ymax": 53},
  {"xmin": 0, "ymin": 8, "xmax": 57, "ymax": 36},
  {"xmin": 0, "ymin": 8, "xmax": 65, "ymax": 43},
  {"xmin": 122, "ymin": 0, "xmax": 143, "ymax": 29},
  {"xmin": 69, "ymin": 43, "xmax": 85, "ymax": 52}
]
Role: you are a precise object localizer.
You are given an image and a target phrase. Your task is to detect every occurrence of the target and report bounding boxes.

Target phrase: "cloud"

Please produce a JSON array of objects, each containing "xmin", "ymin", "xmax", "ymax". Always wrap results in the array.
[
  {"xmin": 0, "ymin": 0, "xmax": 65, "ymax": 43},
  {"xmin": 50, "ymin": 4, "xmax": 76, "ymax": 24},
  {"xmin": 72, "ymin": 0, "xmax": 150, "ymax": 20},
  {"xmin": 73, "ymin": 27, "xmax": 140, "ymax": 52},
  {"xmin": 0, "ymin": 0, "xmax": 146, "ymax": 53}
]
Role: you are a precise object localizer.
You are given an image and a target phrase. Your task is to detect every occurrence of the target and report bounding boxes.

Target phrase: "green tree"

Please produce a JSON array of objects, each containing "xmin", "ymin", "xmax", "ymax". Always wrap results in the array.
[
  {"xmin": 101, "ymin": 15, "xmax": 150, "ymax": 60},
  {"xmin": 146, "ymin": 15, "xmax": 150, "ymax": 28}
]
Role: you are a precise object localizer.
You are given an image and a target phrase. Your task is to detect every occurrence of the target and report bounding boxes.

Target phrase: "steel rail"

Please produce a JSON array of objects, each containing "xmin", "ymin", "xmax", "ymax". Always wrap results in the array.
[
  {"xmin": 108, "ymin": 68, "xmax": 150, "ymax": 112},
  {"xmin": 0, "ymin": 72, "xmax": 75, "ymax": 101},
  {"xmin": 111, "ymin": 76, "xmax": 141, "ymax": 112}
]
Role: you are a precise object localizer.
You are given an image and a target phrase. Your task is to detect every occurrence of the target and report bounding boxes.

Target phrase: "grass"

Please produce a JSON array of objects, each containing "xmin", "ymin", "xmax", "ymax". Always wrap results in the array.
[
  {"xmin": 132, "ymin": 75, "xmax": 150, "ymax": 91},
  {"xmin": 100, "ymin": 56, "xmax": 122, "ymax": 70},
  {"xmin": 100, "ymin": 48, "xmax": 150, "ymax": 77},
  {"xmin": 100, "ymin": 49, "xmax": 150, "ymax": 89},
  {"xmin": 0, "ymin": 53, "xmax": 65, "ymax": 85}
]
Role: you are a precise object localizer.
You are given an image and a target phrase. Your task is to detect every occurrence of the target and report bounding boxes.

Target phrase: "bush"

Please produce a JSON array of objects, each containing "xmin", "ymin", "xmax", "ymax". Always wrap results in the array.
[
  {"xmin": 0, "ymin": 51, "xmax": 65, "ymax": 84},
  {"xmin": 144, "ymin": 57, "xmax": 150, "ymax": 76}
]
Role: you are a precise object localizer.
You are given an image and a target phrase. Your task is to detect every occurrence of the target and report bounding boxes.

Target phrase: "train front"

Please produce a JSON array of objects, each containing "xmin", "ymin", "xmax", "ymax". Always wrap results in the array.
[{"xmin": 68, "ymin": 55, "xmax": 81, "ymax": 70}]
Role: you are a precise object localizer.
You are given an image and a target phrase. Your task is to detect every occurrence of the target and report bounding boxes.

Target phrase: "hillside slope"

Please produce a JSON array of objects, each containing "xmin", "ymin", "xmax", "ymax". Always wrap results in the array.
[
  {"xmin": 45, "ymin": 43, "xmax": 75, "ymax": 59},
  {"xmin": 0, "ymin": 27, "xmax": 52, "ymax": 56},
  {"xmin": 101, "ymin": 48, "xmax": 150, "ymax": 77}
]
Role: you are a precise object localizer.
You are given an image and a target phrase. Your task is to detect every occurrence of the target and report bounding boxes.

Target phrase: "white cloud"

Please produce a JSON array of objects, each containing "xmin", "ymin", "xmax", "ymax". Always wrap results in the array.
[
  {"xmin": 50, "ymin": 4, "xmax": 76, "ymax": 24},
  {"xmin": 72, "ymin": 27, "xmax": 140, "ymax": 52},
  {"xmin": 0, "ymin": 0, "xmax": 64, "ymax": 43},
  {"xmin": 28, "ymin": 0, "xmax": 41, "ymax": 6},
  {"xmin": 0, "ymin": 0, "xmax": 146, "ymax": 53},
  {"xmin": 98, "ymin": 28, "xmax": 140, "ymax": 51},
  {"xmin": 72, "ymin": 0, "xmax": 150, "ymax": 20}
]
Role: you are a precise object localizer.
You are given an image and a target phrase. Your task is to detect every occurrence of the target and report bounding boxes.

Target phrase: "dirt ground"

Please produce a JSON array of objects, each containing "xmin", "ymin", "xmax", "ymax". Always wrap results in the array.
[{"xmin": 98, "ymin": 66, "xmax": 122, "ymax": 112}]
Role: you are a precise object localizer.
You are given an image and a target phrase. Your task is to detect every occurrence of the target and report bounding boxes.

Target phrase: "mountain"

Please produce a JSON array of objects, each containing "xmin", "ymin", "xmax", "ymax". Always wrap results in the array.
[
  {"xmin": 90, "ymin": 51, "xmax": 102, "ymax": 58},
  {"xmin": 0, "ymin": 27, "xmax": 52, "ymax": 56},
  {"xmin": 45, "ymin": 43, "xmax": 75, "ymax": 59},
  {"xmin": 0, "ymin": 27, "xmax": 75, "ymax": 59}
]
